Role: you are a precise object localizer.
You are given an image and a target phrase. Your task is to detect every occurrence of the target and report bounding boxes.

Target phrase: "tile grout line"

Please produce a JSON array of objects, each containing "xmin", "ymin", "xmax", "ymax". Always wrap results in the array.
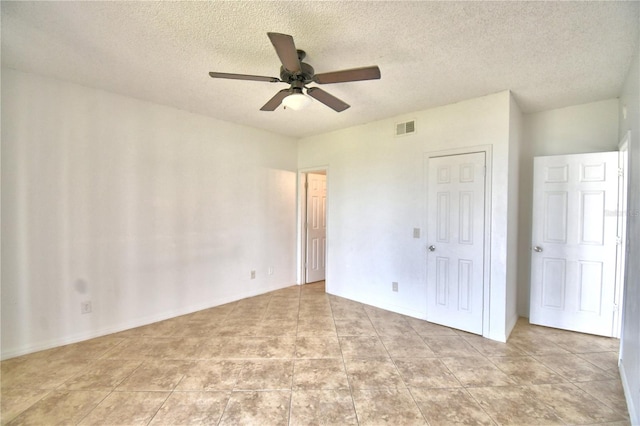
[
  {"xmin": 57, "ymin": 342, "xmax": 147, "ymax": 426},
  {"xmin": 213, "ymin": 297, "xmax": 252, "ymax": 426},
  {"xmin": 329, "ymin": 294, "xmax": 361, "ymax": 425},
  {"xmin": 365, "ymin": 307, "xmax": 429, "ymax": 424},
  {"xmin": 382, "ymin": 331, "xmax": 432, "ymax": 425},
  {"xmin": 144, "ymin": 387, "xmax": 175, "ymax": 426},
  {"xmin": 287, "ymin": 285, "xmax": 303, "ymax": 426}
]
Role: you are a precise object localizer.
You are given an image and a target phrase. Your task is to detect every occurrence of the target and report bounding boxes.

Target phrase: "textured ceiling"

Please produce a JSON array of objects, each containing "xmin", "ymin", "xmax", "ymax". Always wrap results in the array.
[{"xmin": 2, "ymin": 1, "xmax": 639, "ymax": 138}]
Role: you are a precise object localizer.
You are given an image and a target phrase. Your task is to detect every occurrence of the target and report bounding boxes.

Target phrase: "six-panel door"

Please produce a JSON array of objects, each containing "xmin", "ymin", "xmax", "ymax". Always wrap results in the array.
[
  {"xmin": 306, "ymin": 173, "xmax": 327, "ymax": 283},
  {"xmin": 426, "ymin": 152, "xmax": 486, "ymax": 335},
  {"xmin": 530, "ymin": 152, "xmax": 619, "ymax": 337}
]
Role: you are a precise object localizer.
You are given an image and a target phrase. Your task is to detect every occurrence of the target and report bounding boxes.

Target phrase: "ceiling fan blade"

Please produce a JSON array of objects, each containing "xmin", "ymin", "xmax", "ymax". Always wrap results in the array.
[
  {"xmin": 306, "ymin": 87, "xmax": 350, "ymax": 112},
  {"xmin": 209, "ymin": 72, "xmax": 280, "ymax": 83},
  {"xmin": 267, "ymin": 32, "xmax": 301, "ymax": 73},
  {"xmin": 313, "ymin": 66, "xmax": 381, "ymax": 84},
  {"xmin": 260, "ymin": 89, "xmax": 291, "ymax": 111}
]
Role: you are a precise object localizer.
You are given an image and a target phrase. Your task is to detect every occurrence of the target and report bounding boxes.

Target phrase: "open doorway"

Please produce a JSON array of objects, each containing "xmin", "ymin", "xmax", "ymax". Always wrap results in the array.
[{"xmin": 297, "ymin": 168, "xmax": 328, "ymax": 285}]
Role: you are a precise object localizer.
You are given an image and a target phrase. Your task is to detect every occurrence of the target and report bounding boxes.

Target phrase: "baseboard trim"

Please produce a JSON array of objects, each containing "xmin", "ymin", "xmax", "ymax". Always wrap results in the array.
[
  {"xmin": 619, "ymin": 358, "xmax": 638, "ymax": 424},
  {"xmin": 1, "ymin": 281, "xmax": 293, "ymax": 360},
  {"xmin": 506, "ymin": 313, "xmax": 519, "ymax": 339},
  {"xmin": 326, "ymin": 289, "xmax": 427, "ymax": 321}
]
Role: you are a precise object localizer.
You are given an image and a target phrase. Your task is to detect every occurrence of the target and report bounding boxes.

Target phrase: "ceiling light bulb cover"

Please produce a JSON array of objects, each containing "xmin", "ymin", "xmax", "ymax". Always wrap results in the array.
[{"xmin": 282, "ymin": 92, "xmax": 312, "ymax": 110}]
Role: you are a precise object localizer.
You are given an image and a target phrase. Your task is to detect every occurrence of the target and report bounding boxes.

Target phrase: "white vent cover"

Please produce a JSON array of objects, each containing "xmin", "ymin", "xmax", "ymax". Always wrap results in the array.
[{"xmin": 395, "ymin": 120, "xmax": 416, "ymax": 136}]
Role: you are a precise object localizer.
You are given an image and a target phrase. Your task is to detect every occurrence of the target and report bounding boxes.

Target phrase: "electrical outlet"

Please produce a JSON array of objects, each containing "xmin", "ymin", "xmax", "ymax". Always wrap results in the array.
[
  {"xmin": 392, "ymin": 282, "xmax": 398, "ymax": 292},
  {"xmin": 250, "ymin": 270, "xmax": 256, "ymax": 279},
  {"xmin": 268, "ymin": 266, "xmax": 274, "ymax": 275},
  {"xmin": 413, "ymin": 228, "xmax": 421, "ymax": 238},
  {"xmin": 81, "ymin": 301, "xmax": 92, "ymax": 314}
]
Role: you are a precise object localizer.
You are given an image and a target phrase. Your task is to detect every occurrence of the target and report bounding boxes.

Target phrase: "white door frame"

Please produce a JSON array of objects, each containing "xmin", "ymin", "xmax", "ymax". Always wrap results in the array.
[
  {"xmin": 297, "ymin": 166, "xmax": 329, "ymax": 285},
  {"xmin": 615, "ymin": 132, "xmax": 630, "ymax": 338},
  {"xmin": 424, "ymin": 145, "xmax": 493, "ymax": 337}
]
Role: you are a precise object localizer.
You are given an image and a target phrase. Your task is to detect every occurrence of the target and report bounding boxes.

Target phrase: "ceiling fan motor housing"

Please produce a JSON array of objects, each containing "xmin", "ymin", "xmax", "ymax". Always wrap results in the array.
[{"xmin": 280, "ymin": 62, "xmax": 315, "ymax": 84}]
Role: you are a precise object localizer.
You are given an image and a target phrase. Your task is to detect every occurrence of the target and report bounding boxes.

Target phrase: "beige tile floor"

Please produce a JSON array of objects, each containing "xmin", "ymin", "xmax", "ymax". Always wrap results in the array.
[{"xmin": 1, "ymin": 282, "xmax": 630, "ymax": 425}]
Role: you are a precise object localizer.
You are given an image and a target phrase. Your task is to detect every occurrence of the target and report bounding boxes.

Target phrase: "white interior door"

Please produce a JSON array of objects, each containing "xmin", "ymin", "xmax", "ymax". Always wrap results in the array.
[
  {"xmin": 426, "ymin": 152, "xmax": 485, "ymax": 335},
  {"xmin": 305, "ymin": 173, "xmax": 326, "ymax": 283},
  {"xmin": 530, "ymin": 152, "xmax": 619, "ymax": 337}
]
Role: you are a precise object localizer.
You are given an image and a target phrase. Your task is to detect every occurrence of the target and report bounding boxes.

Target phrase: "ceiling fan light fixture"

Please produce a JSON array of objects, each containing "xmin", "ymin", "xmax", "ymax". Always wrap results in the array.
[{"xmin": 282, "ymin": 92, "xmax": 312, "ymax": 110}]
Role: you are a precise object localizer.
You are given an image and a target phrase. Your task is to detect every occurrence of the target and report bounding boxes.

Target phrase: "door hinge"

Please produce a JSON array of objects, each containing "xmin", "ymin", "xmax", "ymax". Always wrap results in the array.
[
  {"xmin": 618, "ymin": 167, "xmax": 623, "ymax": 177},
  {"xmin": 613, "ymin": 303, "xmax": 619, "ymax": 312},
  {"xmin": 616, "ymin": 236, "xmax": 622, "ymax": 246}
]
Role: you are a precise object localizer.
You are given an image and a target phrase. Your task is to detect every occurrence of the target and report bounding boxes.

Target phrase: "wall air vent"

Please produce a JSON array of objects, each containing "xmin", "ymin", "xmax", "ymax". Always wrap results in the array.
[{"xmin": 395, "ymin": 120, "xmax": 416, "ymax": 137}]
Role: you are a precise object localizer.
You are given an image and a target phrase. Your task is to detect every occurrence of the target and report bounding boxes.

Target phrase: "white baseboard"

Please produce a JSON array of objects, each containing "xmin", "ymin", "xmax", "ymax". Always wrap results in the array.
[
  {"xmin": 619, "ymin": 358, "xmax": 639, "ymax": 425},
  {"xmin": 327, "ymin": 289, "xmax": 427, "ymax": 321},
  {"xmin": 1, "ymin": 281, "xmax": 293, "ymax": 360},
  {"xmin": 329, "ymin": 289, "xmax": 521, "ymax": 342},
  {"xmin": 506, "ymin": 313, "xmax": 519, "ymax": 339}
]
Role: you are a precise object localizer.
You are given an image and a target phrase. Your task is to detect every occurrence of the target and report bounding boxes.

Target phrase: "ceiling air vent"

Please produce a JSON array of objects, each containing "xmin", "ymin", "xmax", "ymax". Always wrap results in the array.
[{"xmin": 395, "ymin": 120, "xmax": 416, "ymax": 137}]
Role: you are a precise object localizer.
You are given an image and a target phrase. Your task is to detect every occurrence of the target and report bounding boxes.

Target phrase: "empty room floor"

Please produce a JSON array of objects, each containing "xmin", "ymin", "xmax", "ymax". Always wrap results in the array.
[{"xmin": 1, "ymin": 282, "xmax": 630, "ymax": 425}]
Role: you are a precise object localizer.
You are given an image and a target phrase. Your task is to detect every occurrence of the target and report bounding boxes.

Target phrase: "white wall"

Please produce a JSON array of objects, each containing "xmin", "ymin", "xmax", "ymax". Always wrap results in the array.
[
  {"xmin": 517, "ymin": 99, "xmax": 620, "ymax": 316},
  {"xmin": 527, "ymin": 99, "xmax": 620, "ymax": 157},
  {"xmin": 506, "ymin": 96, "xmax": 522, "ymax": 335},
  {"xmin": 618, "ymin": 40, "xmax": 640, "ymax": 425},
  {"xmin": 298, "ymin": 91, "xmax": 518, "ymax": 342},
  {"xmin": 4, "ymin": 65, "xmax": 627, "ymax": 367},
  {"xmin": 1, "ymin": 69, "xmax": 298, "ymax": 359}
]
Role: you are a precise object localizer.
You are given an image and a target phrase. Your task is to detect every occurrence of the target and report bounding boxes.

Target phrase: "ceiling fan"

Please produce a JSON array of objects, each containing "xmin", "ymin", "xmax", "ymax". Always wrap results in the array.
[{"xmin": 209, "ymin": 32, "xmax": 381, "ymax": 112}]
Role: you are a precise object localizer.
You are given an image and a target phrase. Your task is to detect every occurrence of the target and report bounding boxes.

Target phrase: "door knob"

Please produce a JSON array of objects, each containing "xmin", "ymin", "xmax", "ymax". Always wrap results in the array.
[
  {"xmin": 533, "ymin": 246, "xmax": 543, "ymax": 252},
  {"xmin": 428, "ymin": 245, "xmax": 436, "ymax": 252}
]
